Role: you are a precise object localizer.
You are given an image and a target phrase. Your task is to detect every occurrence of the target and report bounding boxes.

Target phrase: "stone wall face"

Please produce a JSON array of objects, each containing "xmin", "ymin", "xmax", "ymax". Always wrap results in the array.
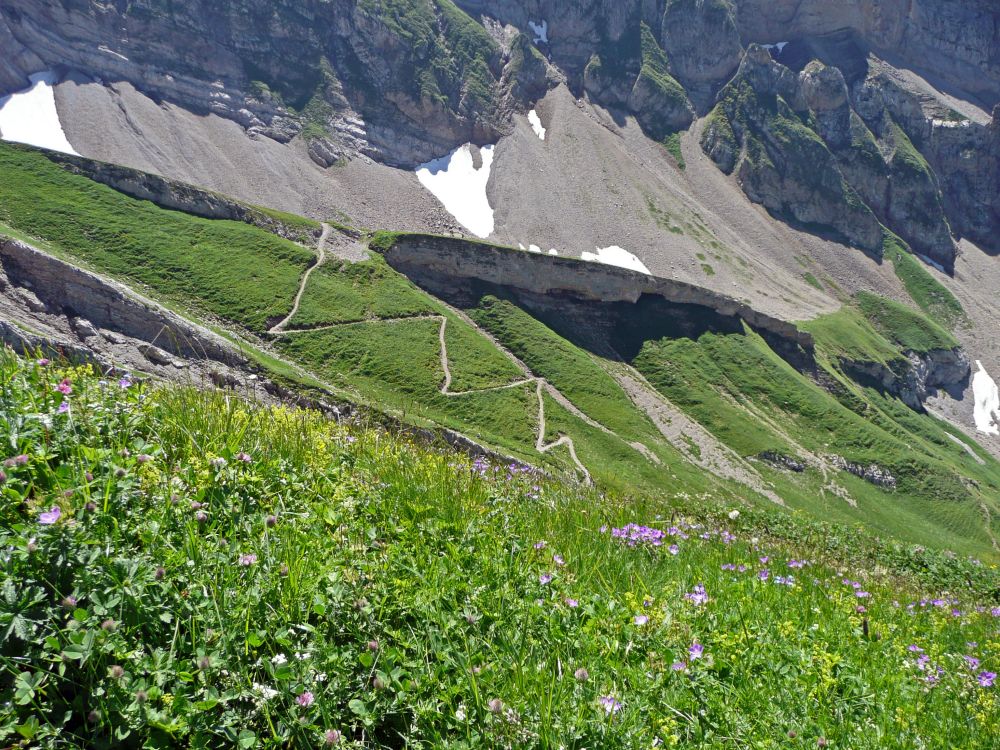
[
  {"xmin": 382, "ymin": 234, "xmax": 814, "ymax": 347},
  {"xmin": 0, "ymin": 238, "xmax": 246, "ymax": 366}
]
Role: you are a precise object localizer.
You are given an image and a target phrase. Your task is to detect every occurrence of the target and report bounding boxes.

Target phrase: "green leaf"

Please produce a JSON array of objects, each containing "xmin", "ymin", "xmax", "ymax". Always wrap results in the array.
[
  {"xmin": 348, "ymin": 699, "xmax": 368, "ymax": 716},
  {"xmin": 237, "ymin": 729, "xmax": 257, "ymax": 748}
]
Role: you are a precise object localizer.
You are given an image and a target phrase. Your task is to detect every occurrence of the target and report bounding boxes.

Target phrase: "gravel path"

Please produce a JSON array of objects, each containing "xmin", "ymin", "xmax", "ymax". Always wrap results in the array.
[{"xmin": 269, "ymin": 223, "xmax": 331, "ymax": 334}]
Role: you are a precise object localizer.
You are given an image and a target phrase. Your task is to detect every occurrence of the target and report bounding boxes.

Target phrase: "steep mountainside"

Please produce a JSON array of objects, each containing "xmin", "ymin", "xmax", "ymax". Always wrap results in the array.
[{"xmin": 1, "ymin": 1, "xmax": 1000, "ymax": 558}]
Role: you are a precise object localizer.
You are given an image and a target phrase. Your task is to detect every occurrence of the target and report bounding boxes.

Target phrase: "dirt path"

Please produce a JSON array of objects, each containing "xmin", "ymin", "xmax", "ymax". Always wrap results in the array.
[
  {"xmin": 275, "ymin": 310, "xmax": 666, "ymax": 484},
  {"xmin": 268, "ymin": 222, "xmax": 331, "ymax": 334}
]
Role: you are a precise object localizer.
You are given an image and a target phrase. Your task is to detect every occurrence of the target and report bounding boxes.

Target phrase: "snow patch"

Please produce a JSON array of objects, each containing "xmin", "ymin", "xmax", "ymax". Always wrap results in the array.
[
  {"xmin": 581, "ymin": 246, "xmax": 651, "ymax": 275},
  {"xmin": 415, "ymin": 144, "xmax": 495, "ymax": 238},
  {"xmin": 528, "ymin": 20, "xmax": 548, "ymax": 44},
  {"xmin": 548, "ymin": 249, "xmax": 559, "ymax": 256},
  {"xmin": 0, "ymin": 71, "xmax": 79, "ymax": 155},
  {"xmin": 762, "ymin": 42, "xmax": 788, "ymax": 54},
  {"xmin": 931, "ymin": 118, "xmax": 972, "ymax": 129},
  {"xmin": 528, "ymin": 109, "xmax": 546, "ymax": 140},
  {"xmin": 528, "ymin": 244, "xmax": 542, "ymax": 253},
  {"xmin": 972, "ymin": 361, "xmax": 1000, "ymax": 436}
]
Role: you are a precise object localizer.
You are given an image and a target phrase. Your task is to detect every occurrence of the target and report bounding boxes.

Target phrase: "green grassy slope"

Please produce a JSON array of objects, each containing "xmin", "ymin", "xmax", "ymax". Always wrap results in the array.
[
  {"xmin": 1, "ymin": 140, "xmax": 999, "ymax": 560},
  {"xmin": 0, "ymin": 144, "xmax": 312, "ymax": 332},
  {"xmin": 1, "ymin": 353, "xmax": 997, "ymax": 749},
  {"xmin": 633, "ymin": 325, "xmax": 1000, "ymax": 556}
]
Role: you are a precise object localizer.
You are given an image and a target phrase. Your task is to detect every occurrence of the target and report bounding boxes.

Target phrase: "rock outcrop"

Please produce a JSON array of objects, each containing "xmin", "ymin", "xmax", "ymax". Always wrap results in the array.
[
  {"xmin": 42, "ymin": 149, "xmax": 322, "ymax": 243},
  {"xmin": 839, "ymin": 347, "xmax": 971, "ymax": 411},
  {"xmin": 378, "ymin": 233, "xmax": 813, "ymax": 348}
]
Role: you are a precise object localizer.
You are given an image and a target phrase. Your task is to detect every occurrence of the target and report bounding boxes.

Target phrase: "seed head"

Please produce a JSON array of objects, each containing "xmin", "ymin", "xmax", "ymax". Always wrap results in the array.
[
  {"xmin": 101, "ymin": 619, "xmax": 117, "ymax": 631},
  {"xmin": 266, "ymin": 514, "xmax": 278, "ymax": 528},
  {"xmin": 574, "ymin": 668, "xmax": 589, "ymax": 682},
  {"xmin": 488, "ymin": 698, "xmax": 504, "ymax": 714},
  {"xmin": 154, "ymin": 567, "xmax": 166, "ymax": 581},
  {"xmin": 109, "ymin": 665, "xmax": 125, "ymax": 679},
  {"xmin": 85, "ymin": 501, "xmax": 97, "ymax": 512}
]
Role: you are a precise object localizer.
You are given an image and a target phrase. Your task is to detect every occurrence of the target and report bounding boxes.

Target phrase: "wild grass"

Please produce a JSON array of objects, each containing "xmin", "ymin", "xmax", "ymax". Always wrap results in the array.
[
  {"xmin": 0, "ymin": 143, "xmax": 311, "ymax": 332},
  {"xmin": 1, "ymin": 353, "xmax": 997, "ymax": 748}
]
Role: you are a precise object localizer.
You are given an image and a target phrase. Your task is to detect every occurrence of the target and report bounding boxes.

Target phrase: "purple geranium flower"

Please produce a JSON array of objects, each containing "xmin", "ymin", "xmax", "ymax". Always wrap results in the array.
[
  {"xmin": 978, "ymin": 671, "xmax": 996, "ymax": 688},
  {"xmin": 684, "ymin": 584, "xmax": 708, "ymax": 606},
  {"xmin": 670, "ymin": 661, "xmax": 687, "ymax": 672},
  {"xmin": 539, "ymin": 573, "xmax": 553, "ymax": 585},
  {"xmin": 634, "ymin": 614, "xmax": 649, "ymax": 626},
  {"xmin": 598, "ymin": 695, "xmax": 622, "ymax": 715},
  {"xmin": 38, "ymin": 506, "xmax": 62, "ymax": 525},
  {"xmin": 689, "ymin": 642, "xmax": 704, "ymax": 660}
]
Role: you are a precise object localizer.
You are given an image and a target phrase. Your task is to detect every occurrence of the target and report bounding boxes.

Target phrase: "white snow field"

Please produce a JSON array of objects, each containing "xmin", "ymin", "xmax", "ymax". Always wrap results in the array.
[
  {"xmin": 528, "ymin": 20, "xmax": 548, "ymax": 44},
  {"xmin": 0, "ymin": 71, "xmax": 79, "ymax": 155},
  {"xmin": 415, "ymin": 144, "xmax": 495, "ymax": 238},
  {"xmin": 972, "ymin": 360, "xmax": 1000, "ymax": 436},
  {"xmin": 581, "ymin": 246, "xmax": 651, "ymax": 274},
  {"xmin": 528, "ymin": 110, "xmax": 546, "ymax": 140}
]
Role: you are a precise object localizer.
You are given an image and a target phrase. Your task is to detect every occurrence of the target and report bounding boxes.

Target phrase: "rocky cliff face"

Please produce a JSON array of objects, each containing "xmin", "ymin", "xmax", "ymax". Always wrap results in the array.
[
  {"xmin": 0, "ymin": 0, "xmax": 555, "ymax": 166},
  {"xmin": 1, "ymin": 0, "xmax": 996, "ymax": 259}
]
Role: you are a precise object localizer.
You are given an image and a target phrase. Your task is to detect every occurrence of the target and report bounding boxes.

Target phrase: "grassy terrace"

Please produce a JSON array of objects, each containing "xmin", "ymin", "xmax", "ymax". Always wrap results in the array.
[{"xmin": 1, "ymin": 353, "xmax": 998, "ymax": 748}]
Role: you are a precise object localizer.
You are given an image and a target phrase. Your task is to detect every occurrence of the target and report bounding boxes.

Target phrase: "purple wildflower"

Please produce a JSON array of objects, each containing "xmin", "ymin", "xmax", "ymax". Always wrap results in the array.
[
  {"xmin": 553, "ymin": 554, "xmax": 565, "ymax": 566},
  {"xmin": 37, "ymin": 358, "xmax": 50, "ymax": 366},
  {"xmin": 38, "ymin": 506, "xmax": 62, "ymax": 525},
  {"xmin": 964, "ymin": 656, "xmax": 981, "ymax": 670},
  {"xmin": 118, "ymin": 374, "xmax": 133, "ymax": 389},
  {"xmin": 634, "ymin": 615, "xmax": 649, "ymax": 626},
  {"xmin": 539, "ymin": 573, "xmax": 553, "ymax": 585},
  {"xmin": 670, "ymin": 661, "xmax": 687, "ymax": 672},
  {"xmin": 57, "ymin": 401, "xmax": 70, "ymax": 414},
  {"xmin": 598, "ymin": 695, "xmax": 622, "ymax": 715},
  {"xmin": 56, "ymin": 379, "xmax": 72, "ymax": 395},
  {"xmin": 565, "ymin": 598, "xmax": 579, "ymax": 608},
  {"xmin": 296, "ymin": 691, "xmax": 315, "ymax": 707},
  {"xmin": 684, "ymin": 584, "xmax": 708, "ymax": 606},
  {"xmin": 239, "ymin": 553, "xmax": 258, "ymax": 566},
  {"xmin": 533, "ymin": 541, "xmax": 547, "ymax": 550},
  {"xmin": 758, "ymin": 569, "xmax": 770, "ymax": 582},
  {"xmin": 978, "ymin": 671, "xmax": 996, "ymax": 688},
  {"xmin": 907, "ymin": 645, "xmax": 924, "ymax": 653},
  {"xmin": 236, "ymin": 452, "xmax": 252, "ymax": 463},
  {"xmin": 668, "ymin": 544, "xmax": 679, "ymax": 556},
  {"xmin": 689, "ymin": 642, "xmax": 704, "ymax": 660}
]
